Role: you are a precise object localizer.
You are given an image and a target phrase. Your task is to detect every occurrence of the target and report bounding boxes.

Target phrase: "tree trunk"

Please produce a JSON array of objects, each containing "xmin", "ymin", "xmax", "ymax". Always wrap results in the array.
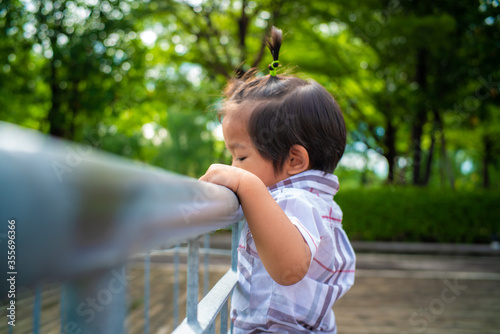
[
  {"xmin": 482, "ymin": 134, "xmax": 492, "ymax": 188},
  {"xmin": 47, "ymin": 52, "xmax": 65, "ymax": 138},
  {"xmin": 235, "ymin": 0, "xmax": 249, "ymax": 78},
  {"xmin": 384, "ymin": 118, "xmax": 396, "ymax": 183},
  {"xmin": 422, "ymin": 110, "xmax": 442, "ymax": 186},
  {"xmin": 439, "ymin": 128, "xmax": 455, "ymax": 189},
  {"xmin": 411, "ymin": 48, "xmax": 428, "ymax": 186},
  {"xmin": 411, "ymin": 108, "xmax": 426, "ymax": 185},
  {"xmin": 68, "ymin": 78, "xmax": 81, "ymax": 141},
  {"xmin": 422, "ymin": 127, "xmax": 436, "ymax": 186}
]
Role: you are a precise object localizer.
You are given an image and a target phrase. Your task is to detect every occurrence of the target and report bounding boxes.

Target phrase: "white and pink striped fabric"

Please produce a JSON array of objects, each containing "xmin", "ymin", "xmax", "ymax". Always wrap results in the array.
[{"xmin": 231, "ymin": 170, "xmax": 356, "ymax": 333}]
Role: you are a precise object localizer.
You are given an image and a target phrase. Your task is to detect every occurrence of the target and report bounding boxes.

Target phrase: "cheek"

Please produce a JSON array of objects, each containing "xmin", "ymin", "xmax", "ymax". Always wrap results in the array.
[
  {"xmin": 242, "ymin": 162, "xmax": 256, "ymax": 174},
  {"xmin": 252, "ymin": 163, "xmax": 274, "ymax": 184},
  {"xmin": 238, "ymin": 160, "xmax": 259, "ymax": 177}
]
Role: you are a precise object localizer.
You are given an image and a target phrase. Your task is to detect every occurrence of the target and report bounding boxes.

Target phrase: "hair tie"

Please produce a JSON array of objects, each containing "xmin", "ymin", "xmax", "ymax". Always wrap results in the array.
[{"xmin": 269, "ymin": 60, "xmax": 279, "ymax": 76}]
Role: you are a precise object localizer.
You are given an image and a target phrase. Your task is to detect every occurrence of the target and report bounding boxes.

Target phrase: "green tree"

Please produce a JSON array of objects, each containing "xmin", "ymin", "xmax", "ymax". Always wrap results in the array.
[
  {"xmin": 309, "ymin": 0, "xmax": 499, "ymax": 188},
  {"xmin": 1, "ymin": 0, "xmax": 498, "ymax": 186},
  {"xmin": 1, "ymin": 0, "xmax": 149, "ymax": 139}
]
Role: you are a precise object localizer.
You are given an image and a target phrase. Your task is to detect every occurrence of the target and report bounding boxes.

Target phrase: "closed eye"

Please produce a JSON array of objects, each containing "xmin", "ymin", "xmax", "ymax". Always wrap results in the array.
[{"xmin": 236, "ymin": 157, "xmax": 247, "ymax": 162}]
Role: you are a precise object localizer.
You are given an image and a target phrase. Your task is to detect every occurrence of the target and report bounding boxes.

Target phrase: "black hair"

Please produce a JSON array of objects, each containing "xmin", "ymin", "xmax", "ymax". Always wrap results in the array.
[{"xmin": 221, "ymin": 27, "xmax": 346, "ymax": 174}]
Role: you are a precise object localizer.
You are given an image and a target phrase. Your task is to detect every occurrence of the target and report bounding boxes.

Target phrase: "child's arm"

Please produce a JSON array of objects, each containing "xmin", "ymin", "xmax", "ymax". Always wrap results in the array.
[{"xmin": 200, "ymin": 164, "xmax": 311, "ymax": 286}]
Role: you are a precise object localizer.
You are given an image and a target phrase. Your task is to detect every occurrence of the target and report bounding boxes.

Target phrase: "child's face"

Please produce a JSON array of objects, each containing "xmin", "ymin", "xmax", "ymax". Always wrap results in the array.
[{"xmin": 222, "ymin": 109, "xmax": 287, "ymax": 187}]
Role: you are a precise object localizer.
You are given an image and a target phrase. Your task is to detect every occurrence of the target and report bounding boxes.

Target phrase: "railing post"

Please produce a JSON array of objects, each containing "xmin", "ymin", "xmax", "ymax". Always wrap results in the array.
[
  {"xmin": 64, "ymin": 266, "xmax": 127, "ymax": 333},
  {"xmin": 208, "ymin": 321, "xmax": 216, "ymax": 334},
  {"xmin": 33, "ymin": 285, "xmax": 42, "ymax": 334},
  {"xmin": 231, "ymin": 222, "xmax": 242, "ymax": 272},
  {"xmin": 220, "ymin": 299, "xmax": 229, "ymax": 334},
  {"xmin": 60, "ymin": 285, "xmax": 67, "ymax": 334},
  {"xmin": 173, "ymin": 244, "xmax": 180, "ymax": 327},
  {"xmin": 187, "ymin": 238, "xmax": 200, "ymax": 327},
  {"xmin": 203, "ymin": 234, "xmax": 210, "ymax": 296},
  {"xmin": 144, "ymin": 252, "xmax": 150, "ymax": 334},
  {"xmin": 230, "ymin": 221, "xmax": 242, "ymax": 333}
]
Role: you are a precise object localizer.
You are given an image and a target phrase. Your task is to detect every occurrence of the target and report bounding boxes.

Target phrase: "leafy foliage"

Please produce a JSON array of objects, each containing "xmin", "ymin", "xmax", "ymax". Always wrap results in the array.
[{"xmin": 336, "ymin": 187, "xmax": 500, "ymax": 243}]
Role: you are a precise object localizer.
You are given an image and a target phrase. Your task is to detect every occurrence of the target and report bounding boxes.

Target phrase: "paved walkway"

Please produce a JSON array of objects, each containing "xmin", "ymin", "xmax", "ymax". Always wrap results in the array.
[{"xmin": 335, "ymin": 252, "xmax": 500, "ymax": 334}]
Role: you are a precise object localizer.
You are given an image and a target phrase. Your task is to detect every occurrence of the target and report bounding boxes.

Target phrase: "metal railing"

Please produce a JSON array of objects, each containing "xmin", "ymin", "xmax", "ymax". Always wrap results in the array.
[{"xmin": 0, "ymin": 121, "xmax": 242, "ymax": 333}]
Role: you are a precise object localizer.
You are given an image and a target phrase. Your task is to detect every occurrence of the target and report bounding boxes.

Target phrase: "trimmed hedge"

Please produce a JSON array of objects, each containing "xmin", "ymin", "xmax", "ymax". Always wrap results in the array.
[{"xmin": 335, "ymin": 187, "xmax": 500, "ymax": 244}]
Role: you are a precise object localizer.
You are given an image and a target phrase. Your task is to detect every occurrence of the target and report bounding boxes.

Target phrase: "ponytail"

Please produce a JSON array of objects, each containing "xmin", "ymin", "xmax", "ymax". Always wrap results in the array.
[{"xmin": 267, "ymin": 26, "xmax": 282, "ymax": 77}]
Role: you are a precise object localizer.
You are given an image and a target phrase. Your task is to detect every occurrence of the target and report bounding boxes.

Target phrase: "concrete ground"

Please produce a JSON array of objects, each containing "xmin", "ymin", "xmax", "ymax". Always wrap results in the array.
[{"xmin": 334, "ymin": 252, "xmax": 500, "ymax": 334}]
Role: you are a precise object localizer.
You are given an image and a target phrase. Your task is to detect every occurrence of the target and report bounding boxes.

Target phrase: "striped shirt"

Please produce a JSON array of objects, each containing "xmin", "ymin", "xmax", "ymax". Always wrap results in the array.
[{"xmin": 231, "ymin": 170, "xmax": 356, "ymax": 333}]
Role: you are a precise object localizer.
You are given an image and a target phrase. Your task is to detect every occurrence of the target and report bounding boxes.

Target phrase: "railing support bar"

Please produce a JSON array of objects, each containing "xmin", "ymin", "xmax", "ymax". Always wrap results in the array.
[
  {"xmin": 65, "ymin": 266, "xmax": 127, "ymax": 333},
  {"xmin": 33, "ymin": 284, "xmax": 42, "ymax": 334},
  {"xmin": 231, "ymin": 222, "xmax": 241, "ymax": 272},
  {"xmin": 144, "ymin": 252, "xmax": 150, "ymax": 334},
  {"xmin": 203, "ymin": 234, "xmax": 210, "ymax": 296},
  {"xmin": 60, "ymin": 285, "xmax": 66, "ymax": 334},
  {"xmin": 187, "ymin": 238, "xmax": 200, "ymax": 326},
  {"xmin": 173, "ymin": 244, "xmax": 180, "ymax": 327},
  {"xmin": 220, "ymin": 299, "xmax": 229, "ymax": 334}
]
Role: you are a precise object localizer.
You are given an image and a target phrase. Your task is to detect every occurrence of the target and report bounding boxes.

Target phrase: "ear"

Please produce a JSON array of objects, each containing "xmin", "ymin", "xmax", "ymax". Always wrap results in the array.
[{"xmin": 284, "ymin": 145, "xmax": 310, "ymax": 176}]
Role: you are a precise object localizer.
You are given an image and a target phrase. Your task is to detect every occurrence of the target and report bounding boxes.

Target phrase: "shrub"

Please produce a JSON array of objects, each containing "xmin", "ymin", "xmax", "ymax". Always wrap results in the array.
[{"xmin": 335, "ymin": 187, "xmax": 500, "ymax": 244}]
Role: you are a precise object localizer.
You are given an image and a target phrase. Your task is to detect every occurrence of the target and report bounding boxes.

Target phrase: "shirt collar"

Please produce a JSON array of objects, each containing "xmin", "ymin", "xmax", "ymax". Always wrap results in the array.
[{"xmin": 267, "ymin": 170, "xmax": 339, "ymax": 196}]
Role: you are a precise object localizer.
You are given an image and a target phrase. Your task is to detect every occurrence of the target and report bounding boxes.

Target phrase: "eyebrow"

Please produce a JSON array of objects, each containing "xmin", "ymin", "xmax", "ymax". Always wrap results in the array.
[{"xmin": 226, "ymin": 142, "xmax": 247, "ymax": 150}]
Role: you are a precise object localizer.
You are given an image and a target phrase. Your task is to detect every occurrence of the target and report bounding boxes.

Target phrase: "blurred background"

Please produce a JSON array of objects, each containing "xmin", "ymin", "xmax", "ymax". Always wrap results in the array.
[{"xmin": 1, "ymin": 0, "xmax": 499, "ymax": 244}]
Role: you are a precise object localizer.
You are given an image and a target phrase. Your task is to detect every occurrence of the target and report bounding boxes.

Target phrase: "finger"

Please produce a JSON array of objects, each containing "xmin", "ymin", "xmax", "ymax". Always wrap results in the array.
[{"xmin": 199, "ymin": 164, "xmax": 218, "ymax": 181}]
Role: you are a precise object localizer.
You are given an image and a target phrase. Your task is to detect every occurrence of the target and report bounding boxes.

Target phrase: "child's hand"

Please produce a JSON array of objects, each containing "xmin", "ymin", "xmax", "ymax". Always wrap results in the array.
[
  {"xmin": 201, "ymin": 164, "xmax": 311, "ymax": 286},
  {"xmin": 199, "ymin": 164, "xmax": 249, "ymax": 194}
]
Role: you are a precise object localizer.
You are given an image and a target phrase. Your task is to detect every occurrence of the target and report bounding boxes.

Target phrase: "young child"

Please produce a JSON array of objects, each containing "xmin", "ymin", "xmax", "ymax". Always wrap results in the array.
[{"xmin": 200, "ymin": 27, "xmax": 355, "ymax": 333}]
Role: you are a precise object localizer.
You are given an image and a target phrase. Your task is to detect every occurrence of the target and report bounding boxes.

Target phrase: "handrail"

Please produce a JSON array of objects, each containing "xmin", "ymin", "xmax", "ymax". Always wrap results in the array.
[{"xmin": 0, "ymin": 121, "xmax": 242, "ymax": 333}]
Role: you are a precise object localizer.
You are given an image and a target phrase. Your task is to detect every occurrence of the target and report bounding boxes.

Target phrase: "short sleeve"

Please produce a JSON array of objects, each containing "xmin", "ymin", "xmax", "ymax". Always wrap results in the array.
[{"xmin": 274, "ymin": 190, "xmax": 322, "ymax": 262}]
